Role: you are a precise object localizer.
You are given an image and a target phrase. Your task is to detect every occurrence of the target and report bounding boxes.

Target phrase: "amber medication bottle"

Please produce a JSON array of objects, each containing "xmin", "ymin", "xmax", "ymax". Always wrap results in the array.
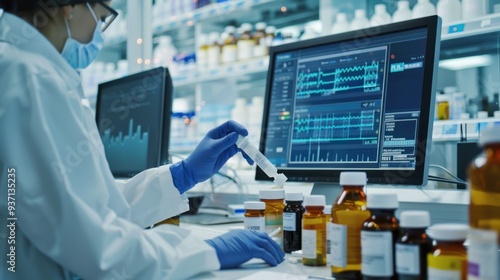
[
  {"xmin": 302, "ymin": 195, "xmax": 326, "ymax": 266},
  {"xmin": 330, "ymin": 172, "xmax": 371, "ymax": 279},
  {"xmin": 259, "ymin": 189, "xmax": 285, "ymax": 247},
  {"xmin": 427, "ymin": 224, "xmax": 468, "ymax": 280},
  {"xmin": 244, "ymin": 201, "xmax": 265, "ymax": 232},
  {"xmin": 395, "ymin": 210, "xmax": 431, "ymax": 280},
  {"xmin": 361, "ymin": 193, "xmax": 399, "ymax": 280},
  {"xmin": 283, "ymin": 192, "xmax": 304, "ymax": 253},
  {"xmin": 467, "ymin": 126, "xmax": 500, "ymax": 279}
]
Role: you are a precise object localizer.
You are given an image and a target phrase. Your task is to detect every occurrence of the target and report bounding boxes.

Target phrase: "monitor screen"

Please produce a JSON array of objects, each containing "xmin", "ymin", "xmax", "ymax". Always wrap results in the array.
[
  {"xmin": 95, "ymin": 67, "xmax": 173, "ymax": 178},
  {"xmin": 257, "ymin": 16, "xmax": 441, "ymax": 186}
]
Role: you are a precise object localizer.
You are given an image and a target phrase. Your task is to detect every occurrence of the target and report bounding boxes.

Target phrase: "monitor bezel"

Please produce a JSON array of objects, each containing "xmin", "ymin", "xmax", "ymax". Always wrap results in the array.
[
  {"xmin": 95, "ymin": 66, "xmax": 173, "ymax": 178},
  {"xmin": 256, "ymin": 16, "xmax": 441, "ymax": 186}
]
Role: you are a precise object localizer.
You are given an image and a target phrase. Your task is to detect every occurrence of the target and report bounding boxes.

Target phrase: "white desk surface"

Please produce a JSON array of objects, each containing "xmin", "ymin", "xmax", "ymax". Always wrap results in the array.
[{"xmin": 181, "ymin": 221, "xmax": 333, "ymax": 280}]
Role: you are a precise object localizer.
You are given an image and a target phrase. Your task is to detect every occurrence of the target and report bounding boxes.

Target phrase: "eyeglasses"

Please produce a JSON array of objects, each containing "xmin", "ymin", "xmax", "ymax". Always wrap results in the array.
[{"xmin": 96, "ymin": 1, "xmax": 118, "ymax": 32}]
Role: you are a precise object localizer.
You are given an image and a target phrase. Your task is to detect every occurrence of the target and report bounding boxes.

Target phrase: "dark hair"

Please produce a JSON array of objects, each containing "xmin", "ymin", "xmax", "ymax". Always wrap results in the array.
[{"xmin": 0, "ymin": 0, "xmax": 101, "ymax": 13}]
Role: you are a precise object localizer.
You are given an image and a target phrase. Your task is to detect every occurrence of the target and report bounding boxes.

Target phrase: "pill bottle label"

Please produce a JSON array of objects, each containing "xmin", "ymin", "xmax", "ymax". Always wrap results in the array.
[
  {"xmin": 396, "ymin": 244, "xmax": 420, "ymax": 275},
  {"xmin": 329, "ymin": 223, "xmax": 347, "ymax": 267},
  {"xmin": 283, "ymin": 212, "xmax": 296, "ymax": 231},
  {"xmin": 467, "ymin": 229, "xmax": 499, "ymax": 279},
  {"xmin": 428, "ymin": 255, "xmax": 464, "ymax": 280},
  {"xmin": 302, "ymin": 229, "xmax": 317, "ymax": 259},
  {"xmin": 244, "ymin": 217, "xmax": 265, "ymax": 232},
  {"xmin": 361, "ymin": 231, "xmax": 393, "ymax": 277}
]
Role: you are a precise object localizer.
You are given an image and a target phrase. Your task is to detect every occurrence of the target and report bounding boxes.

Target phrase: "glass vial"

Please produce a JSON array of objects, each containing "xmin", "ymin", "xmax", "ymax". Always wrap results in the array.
[
  {"xmin": 331, "ymin": 172, "xmax": 371, "ymax": 279},
  {"xmin": 427, "ymin": 224, "xmax": 468, "ymax": 280},
  {"xmin": 283, "ymin": 192, "xmax": 304, "ymax": 253},
  {"xmin": 361, "ymin": 193, "xmax": 400, "ymax": 280},
  {"xmin": 259, "ymin": 189, "xmax": 285, "ymax": 247},
  {"xmin": 302, "ymin": 195, "xmax": 326, "ymax": 266},
  {"xmin": 396, "ymin": 211, "xmax": 432, "ymax": 280},
  {"xmin": 467, "ymin": 126, "xmax": 500, "ymax": 278},
  {"xmin": 244, "ymin": 201, "xmax": 265, "ymax": 232}
]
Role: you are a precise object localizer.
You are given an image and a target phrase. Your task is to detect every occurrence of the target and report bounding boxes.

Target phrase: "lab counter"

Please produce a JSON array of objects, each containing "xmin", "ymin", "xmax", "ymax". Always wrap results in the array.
[{"xmin": 181, "ymin": 221, "xmax": 332, "ymax": 280}]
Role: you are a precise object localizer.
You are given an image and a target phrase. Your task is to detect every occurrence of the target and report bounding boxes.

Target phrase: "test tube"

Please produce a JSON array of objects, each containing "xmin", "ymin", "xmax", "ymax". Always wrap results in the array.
[{"xmin": 236, "ymin": 135, "xmax": 288, "ymax": 186}]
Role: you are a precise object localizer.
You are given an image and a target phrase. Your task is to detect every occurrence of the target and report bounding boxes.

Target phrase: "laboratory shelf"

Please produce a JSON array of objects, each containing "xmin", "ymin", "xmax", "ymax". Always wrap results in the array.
[
  {"xmin": 432, "ymin": 117, "xmax": 500, "ymax": 142},
  {"xmin": 172, "ymin": 56, "xmax": 269, "ymax": 87}
]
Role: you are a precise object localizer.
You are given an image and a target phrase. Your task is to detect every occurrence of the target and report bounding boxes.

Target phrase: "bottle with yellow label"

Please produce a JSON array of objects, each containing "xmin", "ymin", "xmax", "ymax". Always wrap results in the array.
[
  {"xmin": 427, "ymin": 224, "xmax": 468, "ymax": 280},
  {"xmin": 259, "ymin": 189, "xmax": 285, "ymax": 248},
  {"xmin": 467, "ymin": 125, "xmax": 500, "ymax": 278},
  {"xmin": 330, "ymin": 172, "xmax": 371, "ymax": 279}
]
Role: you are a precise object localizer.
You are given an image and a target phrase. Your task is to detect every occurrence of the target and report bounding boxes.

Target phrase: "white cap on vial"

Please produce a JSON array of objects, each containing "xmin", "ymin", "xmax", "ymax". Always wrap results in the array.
[
  {"xmin": 303, "ymin": 195, "xmax": 326, "ymax": 207},
  {"xmin": 259, "ymin": 189, "xmax": 285, "ymax": 200},
  {"xmin": 244, "ymin": 201, "xmax": 265, "ymax": 210},
  {"xmin": 323, "ymin": 205, "xmax": 332, "ymax": 215},
  {"xmin": 426, "ymin": 223, "xmax": 469, "ymax": 241},
  {"xmin": 367, "ymin": 193, "xmax": 399, "ymax": 209},
  {"xmin": 285, "ymin": 192, "xmax": 303, "ymax": 201},
  {"xmin": 400, "ymin": 211, "xmax": 430, "ymax": 228},
  {"xmin": 339, "ymin": 172, "xmax": 367, "ymax": 186},
  {"xmin": 479, "ymin": 126, "xmax": 500, "ymax": 147}
]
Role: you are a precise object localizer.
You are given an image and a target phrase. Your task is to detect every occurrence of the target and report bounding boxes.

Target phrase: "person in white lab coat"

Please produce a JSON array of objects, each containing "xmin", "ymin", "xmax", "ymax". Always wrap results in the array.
[{"xmin": 0, "ymin": 1, "xmax": 284, "ymax": 279}]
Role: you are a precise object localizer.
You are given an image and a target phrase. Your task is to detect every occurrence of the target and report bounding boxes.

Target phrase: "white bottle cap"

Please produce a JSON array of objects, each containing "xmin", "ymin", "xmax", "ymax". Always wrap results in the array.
[
  {"xmin": 265, "ymin": 26, "xmax": 276, "ymax": 34},
  {"xmin": 337, "ymin": 13, "xmax": 347, "ymax": 22},
  {"xmin": 303, "ymin": 195, "xmax": 326, "ymax": 207},
  {"xmin": 339, "ymin": 172, "xmax": 367, "ymax": 186},
  {"xmin": 479, "ymin": 126, "xmax": 500, "ymax": 146},
  {"xmin": 355, "ymin": 9, "xmax": 366, "ymax": 18},
  {"xmin": 323, "ymin": 205, "xmax": 332, "ymax": 215},
  {"xmin": 426, "ymin": 223, "xmax": 469, "ymax": 241},
  {"xmin": 285, "ymin": 192, "xmax": 303, "ymax": 201},
  {"xmin": 375, "ymin": 4, "xmax": 387, "ymax": 13},
  {"xmin": 255, "ymin": 22, "xmax": 267, "ymax": 30},
  {"xmin": 244, "ymin": 201, "xmax": 265, "ymax": 210},
  {"xmin": 460, "ymin": 113, "xmax": 470, "ymax": 119},
  {"xmin": 398, "ymin": 0, "xmax": 410, "ymax": 9},
  {"xmin": 259, "ymin": 189, "xmax": 285, "ymax": 200},
  {"xmin": 400, "ymin": 210, "xmax": 430, "ymax": 228},
  {"xmin": 495, "ymin": 111, "xmax": 500, "ymax": 118},
  {"xmin": 477, "ymin": 111, "xmax": 488, "ymax": 119},
  {"xmin": 273, "ymin": 173, "xmax": 288, "ymax": 187},
  {"xmin": 367, "ymin": 193, "xmax": 399, "ymax": 209},
  {"xmin": 225, "ymin": 25, "xmax": 236, "ymax": 34},
  {"xmin": 240, "ymin": 23, "xmax": 253, "ymax": 32}
]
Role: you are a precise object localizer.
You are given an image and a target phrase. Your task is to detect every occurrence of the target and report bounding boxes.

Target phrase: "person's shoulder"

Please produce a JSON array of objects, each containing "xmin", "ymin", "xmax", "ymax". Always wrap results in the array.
[{"xmin": 0, "ymin": 42, "xmax": 58, "ymax": 77}]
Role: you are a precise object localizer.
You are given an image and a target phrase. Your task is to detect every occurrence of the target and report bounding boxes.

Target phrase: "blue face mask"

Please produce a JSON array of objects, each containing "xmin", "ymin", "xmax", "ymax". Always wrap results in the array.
[{"xmin": 61, "ymin": 3, "xmax": 104, "ymax": 69}]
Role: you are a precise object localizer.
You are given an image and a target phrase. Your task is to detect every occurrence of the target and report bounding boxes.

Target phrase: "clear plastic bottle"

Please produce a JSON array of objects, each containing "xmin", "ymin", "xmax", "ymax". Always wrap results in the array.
[
  {"xmin": 244, "ymin": 201, "xmax": 266, "ymax": 232},
  {"xmin": 302, "ymin": 195, "xmax": 326, "ymax": 266},
  {"xmin": 153, "ymin": 36, "xmax": 177, "ymax": 68},
  {"xmin": 330, "ymin": 172, "xmax": 371, "ymax": 279},
  {"xmin": 196, "ymin": 33, "xmax": 209, "ymax": 69},
  {"xmin": 253, "ymin": 22, "xmax": 267, "ymax": 57},
  {"xmin": 237, "ymin": 23, "xmax": 254, "ymax": 61},
  {"xmin": 350, "ymin": 9, "xmax": 370, "ymax": 30},
  {"xmin": 259, "ymin": 189, "xmax": 285, "ymax": 247},
  {"xmin": 392, "ymin": 1, "xmax": 412, "ymax": 23},
  {"xmin": 283, "ymin": 192, "xmax": 305, "ymax": 253},
  {"xmin": 462, "ymin": 0, "xmax": 489, "ymax": 20},
  {"xmin": 426, "ymin": 224, "xmax": 468, "ymax": 279},
  {"xmin": 412, "ymin": 0, "xmax": 437, "ymax": 19},
  {"xmin": 361, "ymin": 193, "xmax": 400, "ymax": 280},
  {"xmin": 370, "ymin": 4, "xmax": 392, "ymax": 27},
  {"xmin": 265, "ymin": 26, "xmax": 276, "ymax": 48},
  {"xmin": 395, "ymin": 211, "xmax": 432, "ymax": 280},
  {"xmin": 221, "ymin": 25, "xmax": 237, "ymax": 64},
  {"xmin": 437, "ymin": 0, "xmax": 462, "ymax": 24},
  {"xmin": 467, "ymin": 126, "xmax": 500, "ymax": 278},
  {"xmin": 331, "ymin": 13, "xmax": 350, "ymax": 34}
]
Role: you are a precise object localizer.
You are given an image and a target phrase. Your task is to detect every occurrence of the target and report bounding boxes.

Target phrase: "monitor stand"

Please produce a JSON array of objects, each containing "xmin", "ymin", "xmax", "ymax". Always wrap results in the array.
[{"xmin": 310, "ymin": 182, "xmax": 343, "ymax": 205}]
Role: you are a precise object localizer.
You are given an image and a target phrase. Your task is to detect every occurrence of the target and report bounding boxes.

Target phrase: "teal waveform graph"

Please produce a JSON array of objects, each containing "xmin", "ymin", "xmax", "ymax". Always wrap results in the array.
[{"xmin": 296, "ymin": 61, "xmax": 381, "ymax": 98}]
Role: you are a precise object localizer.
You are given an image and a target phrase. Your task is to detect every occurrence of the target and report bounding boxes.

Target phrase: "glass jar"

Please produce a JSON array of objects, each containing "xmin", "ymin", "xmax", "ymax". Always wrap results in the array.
[
  {"xmin": 259, "ymin": 189, "xmax": 285, "ymax": 247},
  {"xmin": 244, "ymin": 201, "xmax": 265, "ymax": 232},
  {"xmin": 427, "ymin": 224, "xmax": 468, "ymax": 280},
  {"xmin": 302, "ymin": 195, "xmax": 326, "ymax": 266},
  {"xmin": 283, "ymin": 192, "xmax": 304, "ymax": 253}
]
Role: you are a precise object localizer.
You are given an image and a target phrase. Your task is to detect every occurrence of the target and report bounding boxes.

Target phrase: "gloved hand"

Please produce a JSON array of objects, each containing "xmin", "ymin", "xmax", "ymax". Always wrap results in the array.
[
  {"xmin": 205, "ymin": 229, "xmax": 285, "ymax": 269},
  {"xmin": 170, "ymin": 120, "xmax": 253, "ymax": 193}
]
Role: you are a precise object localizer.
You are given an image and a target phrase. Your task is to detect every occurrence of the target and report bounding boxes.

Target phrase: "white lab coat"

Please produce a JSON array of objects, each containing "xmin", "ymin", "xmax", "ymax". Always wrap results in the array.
[{"xmin": 0, "ymin": 11, "xmax": 220, "ymax": 279}]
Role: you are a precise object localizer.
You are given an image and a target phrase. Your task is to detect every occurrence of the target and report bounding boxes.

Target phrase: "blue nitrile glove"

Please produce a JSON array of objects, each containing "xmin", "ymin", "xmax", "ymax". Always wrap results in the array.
[
  {"xmin": 170, "ymin": 120, "xmax": 254, "ymax": 193},
  {"xmin": 205, "ymin": 229, "xmax": 285, "ymax": 269}
]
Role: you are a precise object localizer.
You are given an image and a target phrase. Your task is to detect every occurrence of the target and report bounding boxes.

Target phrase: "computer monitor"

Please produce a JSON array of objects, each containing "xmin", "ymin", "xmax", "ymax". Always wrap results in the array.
[
  {"xmin": 256, "ymin": 16, "xmax": 441, "ymax": 196},
  {"xmin": 95, "ymin": 67, "xmax": 173, "ymax": 178}
]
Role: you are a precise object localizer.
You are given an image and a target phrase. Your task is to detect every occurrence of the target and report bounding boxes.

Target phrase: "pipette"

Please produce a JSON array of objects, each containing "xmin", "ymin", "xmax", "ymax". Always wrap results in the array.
[{"xmin": 236, "ymin": 135, "xmax": 288, "ymax": 187}]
